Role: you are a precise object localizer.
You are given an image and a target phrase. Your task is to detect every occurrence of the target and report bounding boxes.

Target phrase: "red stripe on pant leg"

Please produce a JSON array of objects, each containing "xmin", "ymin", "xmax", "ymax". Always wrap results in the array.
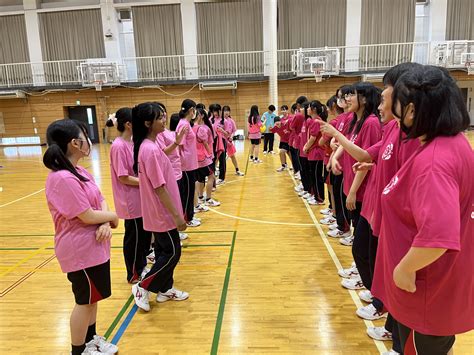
[{"xmin": 404, "ymin": 329, "xmax": 417, "ymax": 355}]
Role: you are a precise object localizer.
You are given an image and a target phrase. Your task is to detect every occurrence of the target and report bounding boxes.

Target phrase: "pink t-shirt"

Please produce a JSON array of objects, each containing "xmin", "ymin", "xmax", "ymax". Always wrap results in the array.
[
  {"xmin": 298, "ymin": 119, "xmax": 309, "ymax": 158},
  {"xmin": 363, "ymin": 120, "xmax": 420, "ymax": 235},
  {"xmin": 193, "ymin": 124, "xmax": 214, "ymax": 168},
  {"xmin": 342, "ymin": 114, "xmax": 382, "ymax": 201},
  {"xmin": 176, "ymin": 119, "xmax": 198, "ymax": 172},
  {"xmin": 291, "ymin": 112, "xmax": 305, "ymax": 149},
  {"xmin": 109, "ymin": 137, "xmax": 141, "ymax": 220},
  {"xmin": 372, "ymin": 134, "xmax": 474, "ymax": 336},
  {"xmin": 271, "ymin": 116, "xmax": 291, "ymax": 143},
  {"xmin": 138, "ymin": 139, "xmax": 183, "ymax": 233},
  {"xmin": 287, "ymin": 114, "xmax": 296, "ymax": 147},
  {"xmin": 307, "ymin": 119, "xmax": 325, "ymax": 161},
  {"xmin": 248, "ymin": 116, "xmax": 262, "ymax": 139},
  {"xmin": 45, "ymin": 166, "xmax": 110, "ymax": 273},
  {"xmin": 156, "ymin": 130, "xmax": 182, "ymax": 181}
]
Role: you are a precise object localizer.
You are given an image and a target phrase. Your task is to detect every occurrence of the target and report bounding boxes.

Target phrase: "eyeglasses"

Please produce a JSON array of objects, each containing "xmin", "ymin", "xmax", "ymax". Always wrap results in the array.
[{"xmin": 344, "ymin": 93, "xmax": 356, "ymax": 100}]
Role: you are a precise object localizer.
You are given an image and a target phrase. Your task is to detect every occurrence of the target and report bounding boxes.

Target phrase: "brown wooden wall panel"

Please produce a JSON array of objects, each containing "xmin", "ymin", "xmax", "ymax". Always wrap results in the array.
[{"xmin": 1, "ymin": 72, "xmax": 472, "ymax": 144}]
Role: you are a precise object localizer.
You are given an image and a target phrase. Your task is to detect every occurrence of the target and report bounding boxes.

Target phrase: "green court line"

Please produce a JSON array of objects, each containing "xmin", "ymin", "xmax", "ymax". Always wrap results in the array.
[
  {"xmin": 104, "ymin": 295, "xmax": 134, "ymax": 340},
  {"xmin": 210, "ymin": 230, "xmax": 237, "ymax": 355}
]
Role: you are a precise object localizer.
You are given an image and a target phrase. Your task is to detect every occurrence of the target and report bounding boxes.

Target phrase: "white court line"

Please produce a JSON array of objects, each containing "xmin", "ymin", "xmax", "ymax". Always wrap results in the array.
[
  {"xmin": 207, "ymin": 207, "xmax": 315, "ymax": 227},
  {"xmin": 287, "ymin": 171, "xmax": 388, "ymax": 354},
  {"xmin": 0, "ymin": 188, "xmax": 45, "ymax": 208}
]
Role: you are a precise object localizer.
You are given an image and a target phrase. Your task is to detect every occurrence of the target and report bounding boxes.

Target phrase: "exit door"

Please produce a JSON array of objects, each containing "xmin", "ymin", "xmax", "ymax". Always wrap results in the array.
[{"xmin": 67, "ymin": 106, "xmax": 100, "ymax": 144}]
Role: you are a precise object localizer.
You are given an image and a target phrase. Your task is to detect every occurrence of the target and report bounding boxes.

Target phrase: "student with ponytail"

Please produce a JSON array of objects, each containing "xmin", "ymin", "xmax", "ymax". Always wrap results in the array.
[
  {"xmin": 247, "ymin": 105, "xmax": 262, "ymax": 163},
  {"xmin": 194, "ymin": 108, "xmax": 221, "ymax": 208},
  {"xmin": 43, "ymin": 119, "xmax": 119, "ymax": 355},
  {"xmin": 109, "ymin": 108, "xmax": 152, "ymax": 284},
  {"xmin": 222, "ymin": 106, "xmax": 244, "ymax": 176},
  {"xmin": 176, "ymin": 99, "xmax": 201, "ymax": 227},
  {"xmin": 131, "ymin": 102, "xmax": 189, "ymax": 312}
]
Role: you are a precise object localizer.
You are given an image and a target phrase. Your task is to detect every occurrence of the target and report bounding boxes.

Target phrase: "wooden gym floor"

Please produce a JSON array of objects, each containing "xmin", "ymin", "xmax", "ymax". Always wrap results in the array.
[{"xmin": 0, "ymin": 135, "xmax": 473, "ymax": 355}]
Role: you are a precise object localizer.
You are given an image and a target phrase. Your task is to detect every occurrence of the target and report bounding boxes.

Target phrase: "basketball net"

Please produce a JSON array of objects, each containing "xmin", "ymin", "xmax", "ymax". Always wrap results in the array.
[
  {"xmin": 466, "ymin": 61, "xmax": 473, "ymax": 75},
  {"xmin": 313, "ymin": 68, "xmax": 323, "ymax": 83},
  {"xmin": 94, "ymin": 80, "xmax": 103, "ymax": 91}
]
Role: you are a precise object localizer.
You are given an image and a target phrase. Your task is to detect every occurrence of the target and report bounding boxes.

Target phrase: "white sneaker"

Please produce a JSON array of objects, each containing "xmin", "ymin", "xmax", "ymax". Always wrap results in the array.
[
  {"xmin": 146, "ymin": 251, "xmax": 155, "ymax": 264},
  {"xmin": 216, "ymin": 179, "xmax": 225, "ymax": 185},
  {"xmin": 339, "ymin": 235, "xmax": 354, "ymax": 246},
  {"xmin": 341, "ymin": 277, "xmax": 365, "ymax": 290},
  {"xmin": 328, "ymin": 223, "xmax": 339, "ymax": 230},
  {"xmin": 195, "ymin": 204, "xmax": 209, "ymax": 213},
  {"xmin": 294, "ymin": 171, "xmax": 301, "ymax": 180},
  {"xmin": 320, "ymin": 208, "xmax": 332, "ymax": 215},
  {"xmin": 156, "ymin": 287, "xmax": 189, "ymax": 303},
  {"xmin": 186, "ymin": 219, "xmax": 201, "ymax": 227},
  {"xmin": 193, "ymin": 216, "xmax": 201, "ymax": 222},
  {"xmin": 235, "ymin": 171, "xmax": 245, "ymax": 176},
  {"xmin": 367, "ymin": 326, "xmax": 393, "ymax": 341},
  {"xmin": 338, "ymin": 263, "xmax": 359, "ymax": 279},
  {"xmin": 327, "ymin": 229, "xmax": 351, "ymax": 238},
  {"xmin": 357, "ymin": 303, "xmax": 387, "ymax": 320},
  {"xmin": 302, "ymin": 192, "xmax": 312, "ymax": 199},
  {"xmin": 263, "ymin": 151, "xmax": 268, "ymax": 155},
  {"xmin": 320, "ymin": 216, "xmax": 336, "ymax": 225},
  {"xmin": 359, "ymin": 290, "xmax": 374, "ymax": 303},
  {"xmin": 254, "ymin": 159, "xmax": 263, "ymax": 163},
  {"xmin": 132, "ymin": 283, "xmax": 150, "ymax": 311},
  {"xmin": 276, "ymin": 166, "xmax": 287, "ymax": 172},
  {"xmin": 86, "ymin": 335, "xmax": 119, "ymax": 354},
  {"xmin": 205, "ymin": 198, "xmax": 221, "ymax": 207},
  {"xmin": 140, "ymin": 267, "xmax": 150, "ymax": 280},
  {"xmin": 294, "ymin": 183, "xmax": 304, "ymax": 192},
  {"xmin": 307, "ymin": 198, "xmax": 318, "ymax": 205},
  {"xmin": 82, "ymin": 344, "xmax": 103, "ymax": 355},
  {"xmin": 298, "ymin": 190, "xmax": 308, "ymax": 197},
  {"xmin": 382, "ymin": 350, "xmax": 400, "ymax": 355},
  {"xmin": 179, "ymin": 232, "xmax": 188, "ymax": 241}
]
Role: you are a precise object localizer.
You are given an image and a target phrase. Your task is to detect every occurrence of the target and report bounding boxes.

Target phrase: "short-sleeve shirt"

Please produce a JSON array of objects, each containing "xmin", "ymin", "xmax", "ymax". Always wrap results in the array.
[
  {"xmin": 176, "ymin": 119, "xmax": 198, "ymax": 172},
  {"xmin": 45, "ymin": 166, "xmax": 109, "ymax": 273},
  {"xmin": 138, "ymin": 139, "xmax": 183, "ymax": 232},
  {"xmin": 372, "ymin": 133, "xmax": 474, "ymax": 336},
  {"xmin": 109, "ymin": 137, "xmax": 141, "ymax": 220}
]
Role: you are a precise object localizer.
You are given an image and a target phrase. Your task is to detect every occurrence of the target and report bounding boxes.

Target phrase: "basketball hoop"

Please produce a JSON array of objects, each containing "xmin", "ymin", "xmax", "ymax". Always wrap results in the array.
[
  {"xmin": 466, "ymin": 61, "xmax": 473, "ymax": 75},
  {"xmin": 93, "ymin": 80, "xmax": 103, "ymax": 91},
  {"xmin": 312, "ymin": 68, "xmax": 323, "ymax": 83}
]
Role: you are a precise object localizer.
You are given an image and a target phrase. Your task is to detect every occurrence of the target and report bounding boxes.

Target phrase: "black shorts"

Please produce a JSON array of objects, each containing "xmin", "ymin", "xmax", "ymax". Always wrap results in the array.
[
  {"xmin": 250, "ymin": 138, "xmax": 260, "ymax": 145},
  {"xmin": 67, "ymin": 260, "xmax": 111, "ymax": 305},
  {"xmin": 279, "ymin": 142, "xmax": 290, "ymax": 151},
  {"xmin": 196, "ymin": 163, "xmax": 215, "ymax": 183}
]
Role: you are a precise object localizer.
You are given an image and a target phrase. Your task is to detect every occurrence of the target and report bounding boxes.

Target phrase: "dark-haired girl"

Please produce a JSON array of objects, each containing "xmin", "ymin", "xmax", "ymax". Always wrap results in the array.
[
  {"xmin": 44, "ymin": 119, "xmax": 119, "ymax": 355},
  {"xmin": 372, "ymin": 65, "xmax": 473, "ymax": 355},
  {"xmin": 109, "ymin": 108, "xmax": 152, "ymax": 284},
  {"xmin": 223, "ymin": 106, "xmax": 244, "ymax": 176},
  {"xmin": 303, "ymin": 100, "xmax": 327, "ymax": 205},
  {"xmin": 177, "ymin": 99, "xmax": 201, "ymax": 227},
  {"xmin": 131, "ymin": 102, "xmax": 188, "ymax": 312},
  {"xmin": 271, "ymin": 104, "xmax": 292, "ymax": 172},
  {"xmin": 288, "ymin": 103, "xmax": 301, "ymax": 179},
  {"xmin": 194, "ymin": 108, "xmax": 221, "ymax": 207},
  {"xmin": 248, "ymin": 105, "xmax": 262, "ymax": 163}
]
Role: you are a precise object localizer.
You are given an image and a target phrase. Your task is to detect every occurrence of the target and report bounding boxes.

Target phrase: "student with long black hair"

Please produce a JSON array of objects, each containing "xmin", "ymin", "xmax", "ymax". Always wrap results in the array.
[
  {"xmin": 372, "ymin": 65, "xmax": 473, "ymax": 355},
  {"xmin": 108, "ymin": 108, "xmax": 152, "ymax": 284},
  {"xmin": 248, "ymin": 105, "xmax": 262, "ymax": 163},
  {"xmin": 44, "ymin": 119, "xmax": 119, "ymax": 355},
  {"xmin": 131, "ymin": 102, "xmax": 188, "ymax": 312},
  {"xmin": 271, "ymin": 104, "xmax": 292, "ymax": 172},
  {"xmin": 222, "ymin": 106, "xmax": 245, "ymax": 176},
  {"xmin": 176, "ymin": 99, "xmax": 201, "ymax": 227},
  {"xmin": 292, "ymin": 96, "xmax": 308, "ymax": 194},
  {"xmin": 194, "ymin": 108, "xmax": 221, "ymax": 207},
  {"xmin": 288, "ymin": 103, "xmax": 301, "ymax": 179},
  {"xmin": 303, "ymin": 100, "xmax": 327, "ymax": 204}
]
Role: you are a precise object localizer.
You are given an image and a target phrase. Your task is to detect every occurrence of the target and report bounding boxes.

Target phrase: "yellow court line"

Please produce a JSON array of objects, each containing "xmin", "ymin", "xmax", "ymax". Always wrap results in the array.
[
  {"xmin": 288, "ymin": 171, "xmax": 388, "ymax": 354},
  {"xmin": 0, "ymin": 188, "xmax": 45, "ymax": 208},
  {"xmin": 0, "ymin": 241, "xmax": 53, "ymax": 278}
]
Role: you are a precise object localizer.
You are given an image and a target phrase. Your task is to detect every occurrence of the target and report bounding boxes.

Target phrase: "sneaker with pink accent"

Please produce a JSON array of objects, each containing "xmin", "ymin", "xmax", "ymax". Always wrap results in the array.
[
  {"xmin": 359, "ymin": 290, "xmax": 374, "ymax": 303},
  {"xmin": 156, "ymin": 287, "xmax": 189, "ymax": 303},
  {"xmin": 338, "ymin": 262, "xmax": 359, "ymax": 279},
  {"xmin": 367, "ymin": 326, "xmax": 393, "ymax": 341},
  {"xmin": 341, "ymin": 276, "xmax": 365, "ymax": 290},
  {"xmin": 328, "ymin": 223, "xmax": 339, "ymax": 230},
  {"xmin": 339, "ymin": 234, "xmax": 354, "ymax": 246},
  {"xmin": 327, "ymin": 229, "xmax": 351, "ymax": 238},
  {"xmin": 356, "ymin": 303, "xmax": 387, "ymax": 320},
  {"xmin": 320, "ymin": 208, "xmax": 333, "ymax": 215},
  {"xmin": 146, "ymin": 251, "xmax": 155, "ymax": 264},
  {"xmin": 132, "ymin": 283, "xmax": 150, "ymax": 311},
  {"xmin": 85, "ymin": 335, "xmax": 119, "ymax": 354},
  {"xmin": 320, "ymin": 216, "xmax": 336, "ymax": 225}
]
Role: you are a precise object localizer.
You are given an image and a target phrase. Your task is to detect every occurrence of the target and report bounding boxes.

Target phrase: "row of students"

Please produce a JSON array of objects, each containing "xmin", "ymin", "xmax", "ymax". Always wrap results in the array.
[{"xmin": 316, "ymin": 64, "xmax": 473, "ymax": 355}]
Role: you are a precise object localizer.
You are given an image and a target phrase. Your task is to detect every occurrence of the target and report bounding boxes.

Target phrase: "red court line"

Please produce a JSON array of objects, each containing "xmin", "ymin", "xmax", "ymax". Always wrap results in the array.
[{"xmin": 0, "ymin": 254, "xmax": 56, "ymax": 298}]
